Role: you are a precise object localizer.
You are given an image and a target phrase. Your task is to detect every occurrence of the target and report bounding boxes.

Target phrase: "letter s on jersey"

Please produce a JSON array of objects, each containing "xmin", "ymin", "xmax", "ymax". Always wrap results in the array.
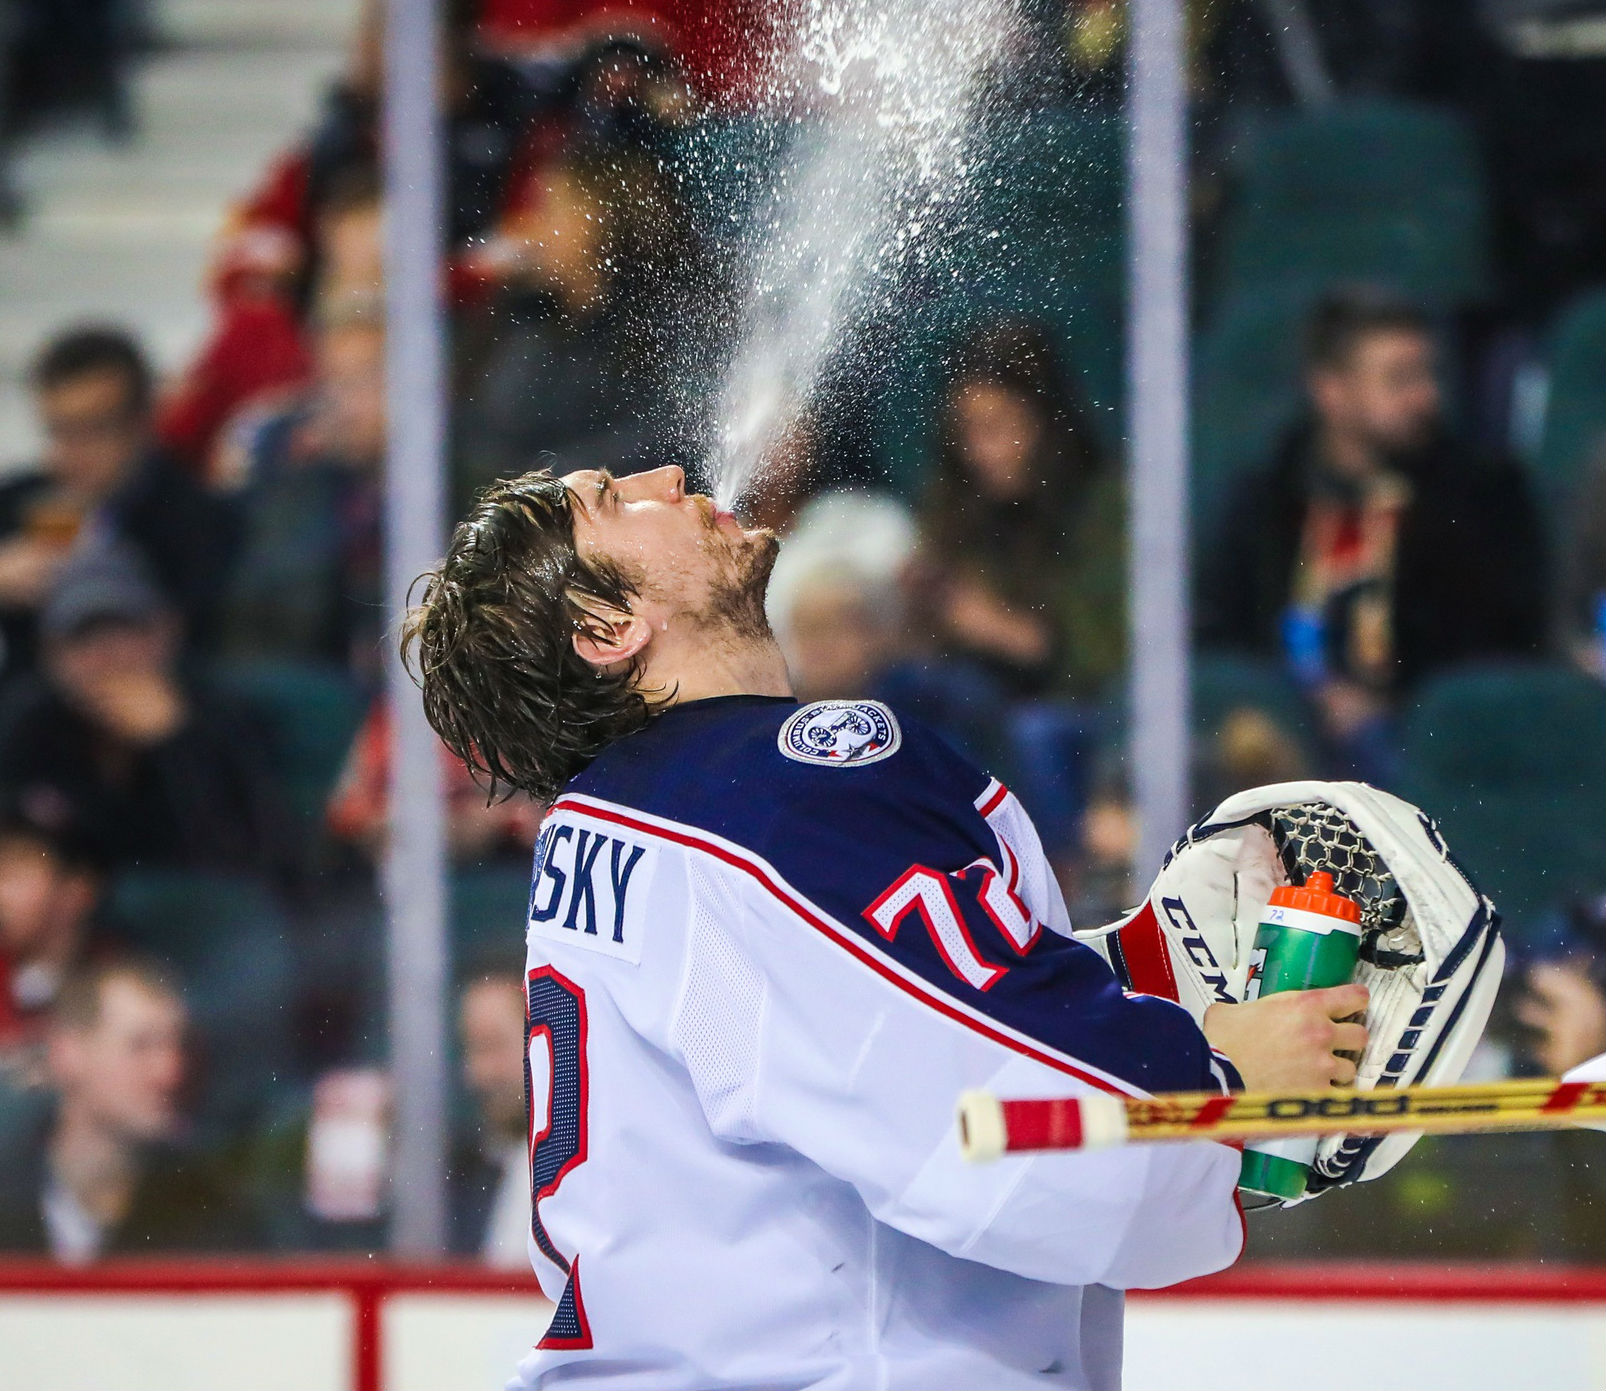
[{"xmin": 528, "ymin": 822, "xmax": 657, "ymax": 965}]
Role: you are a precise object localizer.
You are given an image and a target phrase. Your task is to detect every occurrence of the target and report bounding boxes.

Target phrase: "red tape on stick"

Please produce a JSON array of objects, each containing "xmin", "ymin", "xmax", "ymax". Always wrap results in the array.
[{"xmin": 1000, "ymin": 1098, "xmax": 1083, "ymax": 1152}]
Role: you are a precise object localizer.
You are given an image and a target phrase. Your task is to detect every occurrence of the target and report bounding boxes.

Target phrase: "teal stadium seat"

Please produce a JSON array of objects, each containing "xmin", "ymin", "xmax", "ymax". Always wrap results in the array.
[
  {"xmin": 1217, "ymin": 101, "xmax": 1491, "ymax": 310},
  {"xmin": 1533, "ymin": 288, "xmax": 1606, "ymax": 524},
  {"xmin": 1191, "ymin": 288, "xmax": 1318, "ymax": 534},
  {"xmin": 1397, "ymin": 664, "xmax": 1606, "ymax": 939},
  {"xmin": 872, "ymin": 109, "xmax": 1128, "ymax": 494},
  {"xmin": 209, "ymin": 661, "xmax": 366, "ymax": 827},
  {"xmin": 451, "ymin": 865, "xmax": 534, "ymax": 962},
  {"xmin": 1191, "ymin": 650, "xmax": 1315, "ymax": 758}
]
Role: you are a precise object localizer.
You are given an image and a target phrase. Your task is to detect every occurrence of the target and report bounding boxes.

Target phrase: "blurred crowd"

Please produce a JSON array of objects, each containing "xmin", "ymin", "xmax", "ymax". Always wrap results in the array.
[{"xmin": 0, "ymin": 0, "xmax": 1603, "ymax": 1263}]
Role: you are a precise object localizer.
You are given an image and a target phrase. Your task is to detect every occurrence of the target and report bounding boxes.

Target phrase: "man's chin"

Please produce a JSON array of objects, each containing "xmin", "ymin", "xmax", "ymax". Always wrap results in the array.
[
  {"xmin": 703, "ymin": 528, "xmax": 780, "ymax": 642},
  {"xmin": 740, "ymin": 526, "xmax": 781, "ymax": 595}
]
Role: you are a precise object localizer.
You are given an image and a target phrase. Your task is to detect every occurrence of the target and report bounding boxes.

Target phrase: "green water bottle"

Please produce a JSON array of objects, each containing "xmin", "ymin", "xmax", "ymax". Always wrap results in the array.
[{"xmin": 1237, "ymin": 870, "xmax": 1362, "ymax": 1201}]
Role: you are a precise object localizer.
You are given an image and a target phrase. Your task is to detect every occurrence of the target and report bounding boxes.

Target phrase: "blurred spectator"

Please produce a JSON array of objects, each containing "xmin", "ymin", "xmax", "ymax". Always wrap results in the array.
[
  {"xmin": 454, "ymin": 148, "xmax": 693, "ymax": 495},
  {"xmin": 224, "ymin": 0, "xmax": 539, "ymax": 310},
  {"xmin": 0, "ymin": 328, "xmax": 237, "ymax": 680},
  {"xmin": 1198, "ymin": 288, "xmax": 1546, "ymax": 777},
  {"xmin": 218, "ymin": 294, "xmax": 387, "ymax": 676},
  {"xmin": 0, "ymin": 792, "xmax": 108, "ymax": 1088},
  {"xmin": 242, "ymin": 1064, "xmax": 391, "ymax": 1253},
  {"xmin": 5, "ymin": 0, "xmax": 136, "ymax": 143},
  {"xmin": 308, "ymin": 163, "xmax": 387, "ymax": 311},
  {"xmin": 553, "ymin": 33, "xmax": 694, "ymax": 157},
  {"xmin": 775, "ymin": 560, "xmax": 901, "ymax": 705},
  {"xmin": 327, "ymin": 698, "xmax": 543, "ymax": 866},
  {"xmin": 0, "ymin": 547, "xmax": 298, "ymax": 883},
  {"xmin": 766, "ymin": 490, "xmax": 1003, "ymax": 772},
  {"xmin": 911, "ymin": 321, "xmax": 1125, "ymax": 701},
  {"xmin": 1519, "ymin": 959, "xmax": 1606, "ymax": 1079},
  {"xmin": 449, "ymin": 962, "xmax": 531, "ymax": 1265},
  {"xmin": 905, "ymin": 321, "xmax": 1123, "ymax": 855},
  {"xmin": 477, "ymin": 0, "xmax": 767, "ymax": 108},
  {"xmin": 1556, "ymin": 443, "xmax": 1606, "ymax": 678},
  {"xmin": 0, "ymin": 958, "xmax": 259, "ymax": 1259},
  {"xmin": 161, "ymin": 163, "xmax": 386, "ymax": 483},
  {"xmin": 767, "ymin": 491, "xmax": 914, "ymax": 694},
  {"xmin": 1516, "ymin": 895, "xmax": 1606, "ymax": 1078}
]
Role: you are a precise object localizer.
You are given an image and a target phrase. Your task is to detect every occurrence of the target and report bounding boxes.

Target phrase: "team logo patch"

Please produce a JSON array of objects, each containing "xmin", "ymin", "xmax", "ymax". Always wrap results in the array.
[{"xmin": 778, "ymin": 700, "xmax": 901, "ymax": 767}]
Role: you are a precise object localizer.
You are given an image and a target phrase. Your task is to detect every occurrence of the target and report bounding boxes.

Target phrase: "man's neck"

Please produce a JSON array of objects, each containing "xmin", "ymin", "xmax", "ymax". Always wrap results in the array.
[
  {"xmin": 641, "ymin": 629, "xmax": 793, "ymax": 706},
  {"xmin": 48, "ymin": 1103, "xmax": 138, "ymax": 1228},
  {"xmin": 1314, "ymin": 423, "xmax": 1382, "ymax": 484}
]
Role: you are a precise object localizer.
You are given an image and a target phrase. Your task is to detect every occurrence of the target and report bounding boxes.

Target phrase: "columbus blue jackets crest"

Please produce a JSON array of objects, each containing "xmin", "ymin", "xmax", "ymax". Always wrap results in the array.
[{"xmin": 777, "ymin": 700, "xmax": 901, "ymax": 767}]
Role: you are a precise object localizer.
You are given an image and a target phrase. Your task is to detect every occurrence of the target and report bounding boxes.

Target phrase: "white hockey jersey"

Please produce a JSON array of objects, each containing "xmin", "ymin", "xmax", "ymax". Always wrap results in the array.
[{"xmin": 511, "ymin": 696, "xmax": 1244, "ymax": 1391}]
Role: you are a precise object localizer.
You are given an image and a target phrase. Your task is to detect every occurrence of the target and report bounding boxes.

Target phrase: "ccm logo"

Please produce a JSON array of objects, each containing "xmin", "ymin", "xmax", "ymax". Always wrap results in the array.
[{"xmin": 1160, "ymin": 896, "xmax": 1234, "ymax": 1004}]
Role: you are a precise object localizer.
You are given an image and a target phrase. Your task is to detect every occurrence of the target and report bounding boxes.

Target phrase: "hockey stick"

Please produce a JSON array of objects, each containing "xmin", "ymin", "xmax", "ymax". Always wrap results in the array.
[{"xmin": 956, "ymin": 1077, "xmax": 1606, "ymax": 1162}]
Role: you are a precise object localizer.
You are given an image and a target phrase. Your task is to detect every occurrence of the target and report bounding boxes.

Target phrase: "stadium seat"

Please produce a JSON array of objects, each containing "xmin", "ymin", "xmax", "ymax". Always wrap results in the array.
[
  {"xmin": 1532, "ymin": 287, "xmax": 1606, "ymax": 523},
  {"xmin": 1191, "ymin": 650, "xmax": 1315, "ymax": 755},
  {"xmin": 1397, "ymin": 663, "xmax": 1606, "ymax": 939},
  {"xmin": 1215, "ymin": 101, "xmax": 1492, "ymax": 310},
  {"xmin": 108, "ymin": 871, "xmax": 299, "ymax": 1128},
  {"xmin": 451, "ymin": 865, "xmax": 534, "ymax": 962},
  {"xmin": 1191, "ymin": 287, "xmax": 1319, "ymax": 533},
  {"xmin": 209, "ymin": 660, "xmax": 366, "ymax": 827}
]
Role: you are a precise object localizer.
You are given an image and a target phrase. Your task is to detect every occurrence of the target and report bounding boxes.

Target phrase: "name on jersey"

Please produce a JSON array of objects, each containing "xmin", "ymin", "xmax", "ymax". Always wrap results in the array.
[{"xmin": 527, "ymin": 822, "xmax": 656, "ymax": 965}]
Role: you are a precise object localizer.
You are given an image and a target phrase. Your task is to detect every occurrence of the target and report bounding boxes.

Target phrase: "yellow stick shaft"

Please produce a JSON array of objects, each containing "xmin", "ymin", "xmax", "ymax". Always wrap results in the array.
[{"xmin": 957, "ymin": 1078, "xmax": 1606, "ymax": 1161}]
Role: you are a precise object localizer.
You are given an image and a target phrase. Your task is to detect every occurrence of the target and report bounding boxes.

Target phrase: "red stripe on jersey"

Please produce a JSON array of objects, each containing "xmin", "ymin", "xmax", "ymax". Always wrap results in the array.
[
  {"xmin": 550, "ymin": 795, "xmax": 1147, "ymax": 1099},
  {"xmin": 975, "ymin": 780, "xmax": 1010, "ymax": 818}
]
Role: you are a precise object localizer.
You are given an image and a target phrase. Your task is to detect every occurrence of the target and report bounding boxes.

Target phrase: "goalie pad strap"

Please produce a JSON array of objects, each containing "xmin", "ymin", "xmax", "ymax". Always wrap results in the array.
[{"xmin": 1111, "ymin": 902, "xmax": 1180, "ymax": 1001}]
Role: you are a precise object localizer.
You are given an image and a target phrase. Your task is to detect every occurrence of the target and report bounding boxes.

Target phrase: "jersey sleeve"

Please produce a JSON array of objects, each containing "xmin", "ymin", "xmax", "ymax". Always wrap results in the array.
[{"xmin": 668, "ymin": 730, "xmax": 1244, "ymax": 1291}]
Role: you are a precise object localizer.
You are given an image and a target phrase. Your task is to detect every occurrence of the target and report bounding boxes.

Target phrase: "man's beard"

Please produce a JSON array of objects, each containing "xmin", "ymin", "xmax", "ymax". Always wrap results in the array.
[{"xmin": 700, "ymin": 529, "xmax": 780, "ymax": 644}]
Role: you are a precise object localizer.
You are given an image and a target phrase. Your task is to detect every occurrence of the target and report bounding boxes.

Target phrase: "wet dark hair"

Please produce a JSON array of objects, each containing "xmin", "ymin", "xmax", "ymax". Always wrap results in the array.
[
  {"xmin": 1303, "ymin": 287, "xmax": 1430, "ymax": 373},
  {"xmin": 401, "ymin": 470, "xmax": 655, "ymax": 805},
  {"xmin": 31, "ymin": 326, "xmax": 153, "ymax": 415}
]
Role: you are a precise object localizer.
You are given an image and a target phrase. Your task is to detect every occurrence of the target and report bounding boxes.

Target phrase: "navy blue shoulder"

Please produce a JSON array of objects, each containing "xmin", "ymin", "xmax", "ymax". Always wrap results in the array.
[{"xmin": 566, "ymin": 695, "xmax": 994, "ymax": 859}]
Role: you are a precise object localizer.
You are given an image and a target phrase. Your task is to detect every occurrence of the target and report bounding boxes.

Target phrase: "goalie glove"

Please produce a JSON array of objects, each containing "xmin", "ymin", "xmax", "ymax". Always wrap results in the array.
[{"xmin": 1075, "ymin": 781, "xmax": 1504, "ymax": 1203}]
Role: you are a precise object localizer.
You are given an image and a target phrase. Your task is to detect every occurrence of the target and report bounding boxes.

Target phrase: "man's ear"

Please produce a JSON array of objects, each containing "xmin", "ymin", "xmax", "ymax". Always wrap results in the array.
[{"xmin": 570, "ymin": 592, "xmax": 652, "ymax": 672}]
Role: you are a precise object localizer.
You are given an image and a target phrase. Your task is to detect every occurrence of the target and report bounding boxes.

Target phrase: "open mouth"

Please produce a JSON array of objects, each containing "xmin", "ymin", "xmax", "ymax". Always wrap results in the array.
[{"xmin": 698, "ymin": 495, "xmax": 738, "ymax": 531}]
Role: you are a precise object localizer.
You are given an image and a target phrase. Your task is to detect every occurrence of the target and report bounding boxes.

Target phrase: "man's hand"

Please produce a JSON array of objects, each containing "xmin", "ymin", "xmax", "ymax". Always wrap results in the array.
[
  {"xmin": 76, "ymin": 669, "xmax": 188, "ymax": 745},
  {"xmin": 1203, "ymin": 984, "xmax": 1370, "ymax": 1092},
  {"xmin": 940, "ymin": 577, "xmax": 1051, "ymax": 665},
  {"xmin": 1516, "ymin": 962, "xmax": 1606, "ymax": 1078},
  {"xmin": 0, "ymin": 537, "xmax": 65, "ymax": 607}
]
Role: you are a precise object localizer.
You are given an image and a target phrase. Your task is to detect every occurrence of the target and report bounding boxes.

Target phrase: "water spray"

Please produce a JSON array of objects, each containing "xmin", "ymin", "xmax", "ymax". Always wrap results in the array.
[{"xmin": 705, "ymin": 0, "xmax": 1022, "ymax": 512}]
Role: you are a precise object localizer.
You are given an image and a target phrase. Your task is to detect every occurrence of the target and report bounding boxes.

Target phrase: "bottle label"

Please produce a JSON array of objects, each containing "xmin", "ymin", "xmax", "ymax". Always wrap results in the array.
[
  {"xmin": 1244, "ymin": 945, "xmax": 1268, "ymax": 1002},
  {"xmin": 1263, "ymin": 903, "xmax": 1361, "ymax": 937}
]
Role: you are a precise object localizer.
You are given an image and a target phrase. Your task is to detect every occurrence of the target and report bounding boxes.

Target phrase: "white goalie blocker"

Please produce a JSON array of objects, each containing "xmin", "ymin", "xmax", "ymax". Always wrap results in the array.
[{"xmin": 1076, "ymin": 781, "xmax": 1505, "ymax": 1203}]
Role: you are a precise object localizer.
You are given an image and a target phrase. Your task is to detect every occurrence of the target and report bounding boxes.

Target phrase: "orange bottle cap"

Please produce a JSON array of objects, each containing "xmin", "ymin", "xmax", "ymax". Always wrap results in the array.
[{"xmin": 1267, "ymin": 870, "xmax": 1361, "ymax": 923}]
